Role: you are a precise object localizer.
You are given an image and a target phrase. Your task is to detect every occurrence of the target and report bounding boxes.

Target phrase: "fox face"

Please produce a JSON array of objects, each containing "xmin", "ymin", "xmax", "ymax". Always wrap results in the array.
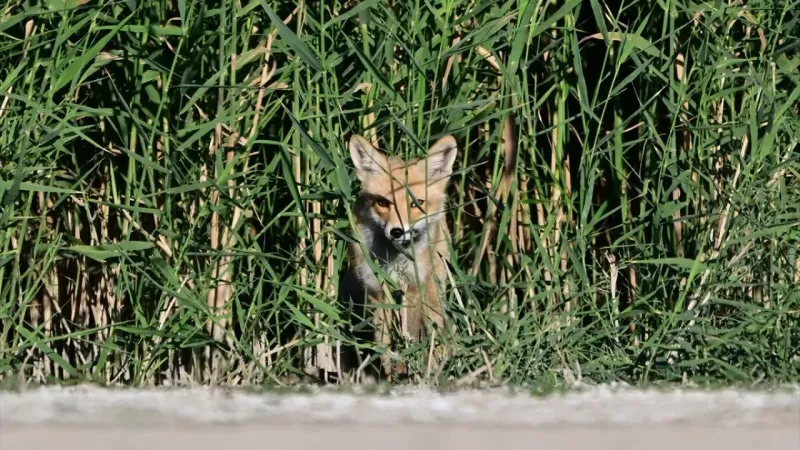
[{"xmin": 349, "ymin": 134, "xmax": 458, "ymax": 247}]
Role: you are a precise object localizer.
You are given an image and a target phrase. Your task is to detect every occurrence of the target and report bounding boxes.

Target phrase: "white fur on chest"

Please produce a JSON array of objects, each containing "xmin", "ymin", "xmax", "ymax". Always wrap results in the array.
[{"xmin": 354, "ymin": 244, "xmax": 430, "ymax": 295}]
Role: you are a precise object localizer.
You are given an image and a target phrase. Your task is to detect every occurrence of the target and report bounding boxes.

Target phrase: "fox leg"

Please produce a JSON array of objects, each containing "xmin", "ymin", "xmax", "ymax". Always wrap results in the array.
[
  {"xmin": 371, "ymin": 301, "xmax": 394, "ymax": 379},
  {"xmin": 391, "ymin": 289, "xmax": 424, "ymax": 378},
  {"xmin": 421, "ymin": 276, "xmax": 447, "ymax": 374}
]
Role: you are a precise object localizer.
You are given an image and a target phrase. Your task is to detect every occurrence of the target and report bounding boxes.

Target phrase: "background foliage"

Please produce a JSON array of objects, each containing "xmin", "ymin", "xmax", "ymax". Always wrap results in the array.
[{"xmin": 1, "ymin": 0, "xmax": 798, "ymax": 386}]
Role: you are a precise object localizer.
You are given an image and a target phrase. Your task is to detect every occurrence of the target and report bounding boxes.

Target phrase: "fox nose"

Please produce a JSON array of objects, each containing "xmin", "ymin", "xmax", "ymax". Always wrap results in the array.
[{"xmin": 389, "ymin": 228, "xmax": 404, "ymax": 239}]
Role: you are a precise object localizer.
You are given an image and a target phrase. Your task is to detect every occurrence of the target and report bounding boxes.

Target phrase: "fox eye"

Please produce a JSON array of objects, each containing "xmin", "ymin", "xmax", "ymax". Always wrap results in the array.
[
  {"xmin": 375, "ymin": 198, "xmax": 391, "ymax": 208},
  {"xmin": 412, "ymin": 198, "xmax": 425, "ymax": 209}
]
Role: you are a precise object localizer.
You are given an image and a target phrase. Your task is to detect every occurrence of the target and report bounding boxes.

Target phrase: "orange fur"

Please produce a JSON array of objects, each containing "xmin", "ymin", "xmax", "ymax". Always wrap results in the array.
[{"xmin": 339, "ymin": 134, "xmax": 458, "ymax": 380}]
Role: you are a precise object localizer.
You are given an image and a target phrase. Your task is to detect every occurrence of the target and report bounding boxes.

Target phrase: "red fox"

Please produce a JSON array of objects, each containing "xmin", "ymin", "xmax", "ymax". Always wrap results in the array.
[{"xmin": 338, "ymin": 134, "xmax": 458, "ymax": 381}]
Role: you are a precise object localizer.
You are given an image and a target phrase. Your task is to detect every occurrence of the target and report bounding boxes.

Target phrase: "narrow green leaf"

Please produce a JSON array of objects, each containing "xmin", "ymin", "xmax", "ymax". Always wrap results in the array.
[
  {"xmin": 53, "ymin": 13, "xmax": 134, "ymax": 94},
  {"xmin": 326, "ymin": 0, "xmax": 381, "ymax": 27},
  {"xmin": 282, "ymin": 104, "xmax": 335, "ymax": 170},
  {"xmin": 16, "ymin": 327, "xmax": 79, "ymax": 378},
  {"xmin": 69, "ymin": 241, "xmax": 155, "ymax": 261},
  {"xmin": 588, "ymin": 0, "xmax": 610, "ymax": 44},
  {"xmin": 507, "ymin": 0, "xmax": 536, "ymax": 75},
  {"xmin": 530, "ymin": 0, "xmax": 582, "ymax": 39},
  {"xmin": 344, "ymin": 33, "xmax": 406, "ymax": 108},
  {"xmin": 298, "ymin": 291, "xmax": 340, "ymax": 321},
  {"xmin": 0, "ymin": 181, "xmax": 78, "ymax": 195},
  {"xmin": 284, "ymin": 302, "xmax": 315, "ymax": 329},
  {"xmin": 634, "ymin": 258, "xmax": 708, "ymax": 271},
  {"xmin": 259, "ymin": 0, "xmax": 323, "ymax": 72}
]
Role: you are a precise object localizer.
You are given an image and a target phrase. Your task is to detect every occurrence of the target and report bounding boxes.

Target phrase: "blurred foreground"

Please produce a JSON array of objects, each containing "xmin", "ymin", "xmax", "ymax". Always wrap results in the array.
[{"xmin": 1, "ymin": 385, "xmax": 798, "ymax": 450}]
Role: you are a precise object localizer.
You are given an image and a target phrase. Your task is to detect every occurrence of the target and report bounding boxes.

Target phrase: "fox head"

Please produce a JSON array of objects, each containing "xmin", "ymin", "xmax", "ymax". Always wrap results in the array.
[{"xmin": 349, "ymin": 134, "xmax": 458, "ymax": 247}]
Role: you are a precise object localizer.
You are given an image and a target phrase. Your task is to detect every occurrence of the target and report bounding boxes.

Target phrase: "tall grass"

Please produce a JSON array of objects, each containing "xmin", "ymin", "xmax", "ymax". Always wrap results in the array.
[{"xmin": 0, "ymin": 0, "xmax": 798, "ymax": 387}]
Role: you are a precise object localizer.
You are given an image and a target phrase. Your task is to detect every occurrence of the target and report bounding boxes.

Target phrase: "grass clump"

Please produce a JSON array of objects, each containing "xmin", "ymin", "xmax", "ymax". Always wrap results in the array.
[{"xmin": 0, "ymin": 0, "xmax": 798, "ymax": 388}]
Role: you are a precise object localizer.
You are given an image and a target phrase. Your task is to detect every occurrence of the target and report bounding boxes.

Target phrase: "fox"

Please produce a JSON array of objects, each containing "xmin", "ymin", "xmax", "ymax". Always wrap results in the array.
[{"xmin": 338, "ymin": 133, "xmax": 458, "ymax": 381}]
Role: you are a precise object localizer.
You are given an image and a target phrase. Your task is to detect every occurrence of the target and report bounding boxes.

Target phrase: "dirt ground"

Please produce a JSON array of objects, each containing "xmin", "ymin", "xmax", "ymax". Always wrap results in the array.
[{"xmin": 1, "ymin": 385, "xmax": 798, "ymax": 450}]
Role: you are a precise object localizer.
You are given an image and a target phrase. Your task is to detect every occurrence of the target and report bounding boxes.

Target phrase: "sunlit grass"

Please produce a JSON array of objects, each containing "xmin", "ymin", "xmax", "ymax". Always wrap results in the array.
[{"xmin": 0, "ymin": 0, "xmax": 798, "ymax": 387}]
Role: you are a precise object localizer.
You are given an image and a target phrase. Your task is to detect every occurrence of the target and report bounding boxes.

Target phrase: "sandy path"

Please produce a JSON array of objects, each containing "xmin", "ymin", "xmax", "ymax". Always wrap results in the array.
[{"xmin": 1, "ymin": 385, "xmax": 798, "ymax": 450}]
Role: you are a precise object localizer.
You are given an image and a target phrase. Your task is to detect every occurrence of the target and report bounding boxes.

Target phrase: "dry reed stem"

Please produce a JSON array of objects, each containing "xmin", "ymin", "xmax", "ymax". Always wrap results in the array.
[
  {"xmin": 684, "ymin": 135, "xmax": 750, "ymax": 328},
  {"xmin": 672, "ymin": 52, "xmax": 688, "ymax": 257},
  {"xmin": 72, "ymin": 202, "xmax": 92, "ymax": 368},
  {"xmin": 247, "ymin": 33, "xmax": 277, "ymax": 141},
  {"xmin": 502, "ymin": 112, "xmax": 519, "ymax": 316},
  {"xmin": 245, "ymin": 30, "xmax": 280, "ymax": 371},
  {"xmin": 355, "ymin": 82, "xmax": 377, "ymax": 146},
  {"xmin": 327, "ymin": 232, "xmax": 340, "ymax": 378},
  {"xmin": 301, "ymin": 0, "xmax": 335, "ymax": 375},
  {"xmin": 559, "ymin": 139, "xmax": 572, "ymax": 314},
  {"xmin": 296, "ymin": 148, "xmax": 309, "ymax": 371},
  {"xmin": 518, "ymin": 175, "xmax": 536, "ymax": 302},
  {"xmin": 475, "ymin": 46, "xmax": 501, "ymax": 73},
  {"xmin": 203, "ymin": 102, "xmax": 227, "ymax": 379},
  {"xmin": 472, "ymin": 123, "xmax": 496, "ymax": 278},
  {"xmin": 23, "ymin": 19, "xmax": 33, "ymax": 55},
  {"xmin": 628, "ymin": 263, "xmax": 638, "ymax": 344},
  {"xmin": 311, "ymin": 193, "xmax": 336, "ymax": 378},
  {"xmin": 795, "ymin": 250, "xmax": 800, "ymax": 285},
  {"xmin": 218, "ymin": 136, "xmax": 242, "ymax": 330},
  {"xmin": 0, "ymin": 86, "xmax": 11, "ymax": 119},
  {"xmin": 606, "ymin": 251, "xmax": 622, "ymax": 346},
  {"xmin": 120, "ymin": 210, "xmax": 173, "ymax": 257},
  {"xmin": 471, "ymin": 56, "xmax": 517, "ymax": 300},
  {"xmin": 424, "ymin": 329, "xmax": 436, "ymax": 380},
  {"xmin": 442, "ymin": 36, "xmax": 462, "ymax": 89},
  {"xmin": 549, "ymin": 100, "xmax": 565, "ymax": 312},
  {"xmin": 37, "ymin": 192, "xmax": 56, "ymax": 377},
  {"xmin": 533, "ymin": 106, "xmax": 553, "ymax": 294}
]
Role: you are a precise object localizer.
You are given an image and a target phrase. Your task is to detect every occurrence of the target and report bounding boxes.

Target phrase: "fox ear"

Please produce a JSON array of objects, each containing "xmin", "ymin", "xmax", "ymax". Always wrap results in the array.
[
  {"xmin": 423, "ymin": 135, "xmax": 458, "ymax": 181},
  {"xmin": 349, "ymin": 134, "xmax": 388, "ymax": 182}
]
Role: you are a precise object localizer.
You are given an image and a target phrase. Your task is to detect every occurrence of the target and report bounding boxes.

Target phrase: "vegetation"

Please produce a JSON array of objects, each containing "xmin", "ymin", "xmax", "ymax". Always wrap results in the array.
[{"xmin": 0, "ymin": 0, "xmax": 798, "ymax": 388}]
